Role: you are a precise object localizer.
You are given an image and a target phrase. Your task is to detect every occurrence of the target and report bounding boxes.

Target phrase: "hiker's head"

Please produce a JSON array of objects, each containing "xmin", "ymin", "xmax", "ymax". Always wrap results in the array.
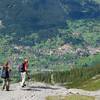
[
  {"xmin": 5, "ymin": 61, "xmax": 9, "ymax": 67},
  {"xmin": 3, "ymin": 61, "xmax": 9, "ymax": 68},
  {"xmin": 6, "ymin": 61, "xmax": 9, "ymax": 65},
  {"xmin": 24, "ymin": 58, "xmax": 28, "ymax": 63}
]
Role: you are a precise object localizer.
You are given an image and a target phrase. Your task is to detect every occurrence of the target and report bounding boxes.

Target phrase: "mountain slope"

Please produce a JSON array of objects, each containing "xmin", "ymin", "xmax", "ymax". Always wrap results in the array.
[
  {"xmin": 0, "ymin": 0, "xmax": 66, "ymax": 33},
  {"xmin": 0, "ymin": 0, "xmax": 100, "ymax": 34},
  {"xmin": 0, "ymin": 0, "xmax": 100, "ymax": 69}
]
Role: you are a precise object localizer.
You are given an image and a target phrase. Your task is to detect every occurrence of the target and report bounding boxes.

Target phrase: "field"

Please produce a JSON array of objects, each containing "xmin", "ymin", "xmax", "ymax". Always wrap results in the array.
[{"xmin": 46, "ymin": 95, "xmax": 95, "ymax": 100}]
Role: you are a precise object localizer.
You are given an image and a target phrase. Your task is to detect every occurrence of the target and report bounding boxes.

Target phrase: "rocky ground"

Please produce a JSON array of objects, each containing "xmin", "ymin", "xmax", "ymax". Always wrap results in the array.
[{"xmin": 0, "ymin": 82, "xmax": 100, "ymax": 100}]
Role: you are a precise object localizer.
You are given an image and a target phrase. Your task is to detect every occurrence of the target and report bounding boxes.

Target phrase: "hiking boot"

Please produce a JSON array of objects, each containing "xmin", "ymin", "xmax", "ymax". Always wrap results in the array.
[
  {"xmin": 21, "ymin": 85, "xmax": 25, "ymax": 88},
  {"xmin": 6, "ymin": 86, "xmax": 9, "ymax": 91},
  {"xmin": 23, "ymin": 83, "xmax": 26, "ymax": 86},
  {"xmin": 21, "ymin": 83, "xmax": 26, "ymax": 88}
]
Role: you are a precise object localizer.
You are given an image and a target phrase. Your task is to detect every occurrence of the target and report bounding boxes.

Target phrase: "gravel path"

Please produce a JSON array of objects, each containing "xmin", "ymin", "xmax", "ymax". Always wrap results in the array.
[{"xmin": 0, "ymin": 82, "xmax": 100, "ymax": 100}]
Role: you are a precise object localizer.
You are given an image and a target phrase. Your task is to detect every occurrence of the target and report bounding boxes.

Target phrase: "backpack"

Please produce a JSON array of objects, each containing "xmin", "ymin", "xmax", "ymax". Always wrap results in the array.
[
  {"xmin": 18, "ymin": 63, "xmax": 25, "ymax": 72},
  {"xmin": 1, "ymin": 68, "xmax": 7, "ymax": 78}
]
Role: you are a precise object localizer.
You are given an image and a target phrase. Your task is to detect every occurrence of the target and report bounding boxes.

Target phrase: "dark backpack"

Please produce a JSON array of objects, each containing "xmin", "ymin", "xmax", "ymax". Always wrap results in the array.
[
  {"xmin": 1, "ymin": 69, "xmax": 6, "ymax": 78},
  {"xmin": 1, "ymin": 68, "xmax": 9, "ymax": 78},
  {"xmin": 18, "ymin": 63, "xmax": 25, "ymax": 72}
]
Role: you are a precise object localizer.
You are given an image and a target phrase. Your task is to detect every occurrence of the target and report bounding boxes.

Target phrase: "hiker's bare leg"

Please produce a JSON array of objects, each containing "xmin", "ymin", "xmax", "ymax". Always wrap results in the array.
[
  {"xmin": 2, "ymin": 79, "xmax": 6, "ymax": 90},
  {"xmin": 20, "ymin": 72, "xmax": 26, "ymax": 87},
  {"xmin": 6, "ymin": 78, "xmax": 10, "ymax": 91}
]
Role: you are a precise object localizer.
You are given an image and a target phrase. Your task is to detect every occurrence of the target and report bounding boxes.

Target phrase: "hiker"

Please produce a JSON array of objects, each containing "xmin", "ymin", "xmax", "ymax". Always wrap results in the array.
[
  {"xmin": 1, "ymin": 61, "xmax": 11, "ymax": 91},
  {"xmin": 19, "ymin": 58, "xmax": 30, "ymax": 87}
]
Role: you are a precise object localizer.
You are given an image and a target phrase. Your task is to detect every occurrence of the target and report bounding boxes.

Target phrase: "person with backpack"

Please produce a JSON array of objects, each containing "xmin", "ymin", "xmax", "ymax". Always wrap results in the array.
[
  {"xmin": 1, "ymin": 61, "xmax": 12, "ymax": 91},
  {"xmin": 19, "ymin": 58, "xmax": 30, "ymax": 87}
]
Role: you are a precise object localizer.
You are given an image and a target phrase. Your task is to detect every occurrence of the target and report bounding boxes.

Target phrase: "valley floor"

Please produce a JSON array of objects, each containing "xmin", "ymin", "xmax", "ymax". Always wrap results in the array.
[{"xmin": 0, "ymin": 82, "xmax": 100, "ymax": 100}]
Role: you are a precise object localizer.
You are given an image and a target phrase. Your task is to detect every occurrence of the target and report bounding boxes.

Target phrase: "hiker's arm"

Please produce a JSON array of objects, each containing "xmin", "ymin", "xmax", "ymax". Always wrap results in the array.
[
  {"xmin": 25, "ymin": 64, "xmax": 30, "ymax": 79},
  {"xmin": 25, "ymin": 63, "xmax": 28, "ymax": 73},
  {"xmin": 26, "ymin": 71, "xmax": 30, "ymax": 79}
]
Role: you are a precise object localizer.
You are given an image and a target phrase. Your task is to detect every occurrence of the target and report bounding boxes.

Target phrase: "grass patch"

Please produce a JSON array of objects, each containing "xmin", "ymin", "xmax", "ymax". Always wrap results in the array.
[
  {"xmin": 66, "ymin": 75, "xmax": 100, "ymax": 91},
  {"xmin": 46, "ymin": 95, "xmax": 95, "ymax": 100},
  {"xmin": 79, "ymin": 76, "xmax": 100, "ymax": 91}
]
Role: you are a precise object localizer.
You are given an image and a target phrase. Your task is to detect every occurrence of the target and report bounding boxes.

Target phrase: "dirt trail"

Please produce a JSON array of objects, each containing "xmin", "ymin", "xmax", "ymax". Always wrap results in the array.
[{"xmin": 0, "ymin": 82, "xmax": 100, "ymax": 100}]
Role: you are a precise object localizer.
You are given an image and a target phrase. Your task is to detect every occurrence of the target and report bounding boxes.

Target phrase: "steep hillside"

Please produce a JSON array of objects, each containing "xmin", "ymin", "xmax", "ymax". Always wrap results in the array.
[
  {"xmin": 0, "ymin": 0, "xmax": 100, "ymax": 35},
  {"xmin": 0, "ymin": 0, "xmax": 66, "ymax": 34}
]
